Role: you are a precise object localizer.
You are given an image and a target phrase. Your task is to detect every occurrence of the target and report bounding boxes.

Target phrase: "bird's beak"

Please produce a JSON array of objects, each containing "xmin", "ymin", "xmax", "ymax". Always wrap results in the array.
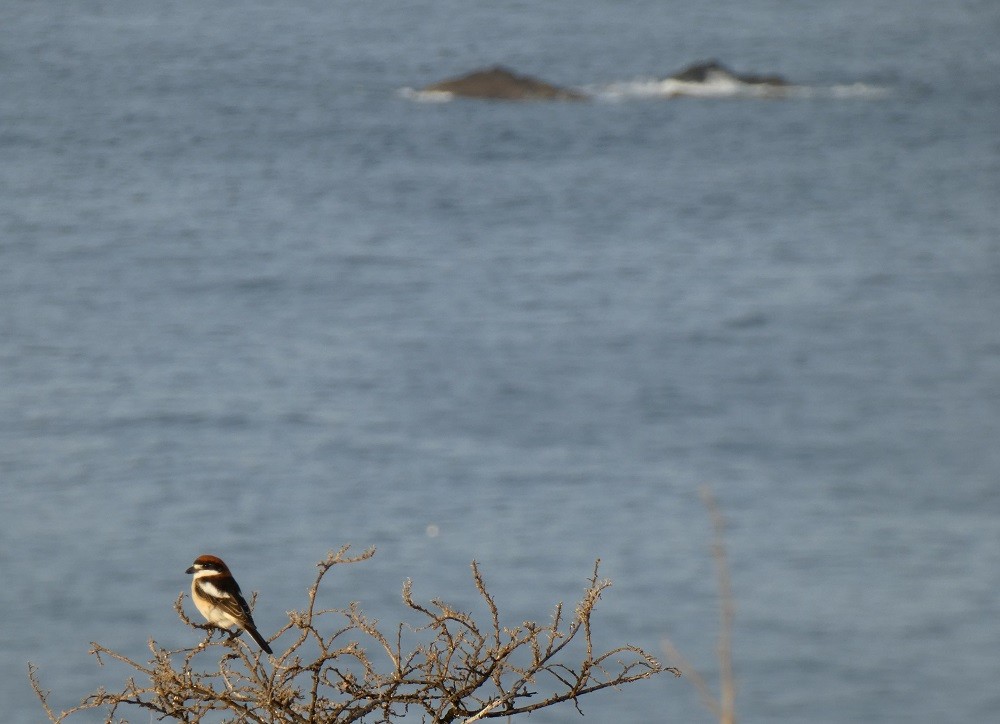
[{"xmin": 185, "ymin": 565, "xmax": 196, "ymax": 574}]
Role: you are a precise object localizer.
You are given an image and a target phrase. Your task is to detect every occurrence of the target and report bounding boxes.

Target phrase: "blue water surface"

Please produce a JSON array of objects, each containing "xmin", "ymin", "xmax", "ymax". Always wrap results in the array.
[{"xmin": 2, "ymin": 2, "xmax": 999, "ymax": 722}]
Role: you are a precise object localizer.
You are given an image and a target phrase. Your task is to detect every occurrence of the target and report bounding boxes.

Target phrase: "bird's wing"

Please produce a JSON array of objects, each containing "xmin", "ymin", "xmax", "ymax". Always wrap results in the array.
[{"xmin": 197, "ymin": 578, "xmax": 256, "ymax": 626}]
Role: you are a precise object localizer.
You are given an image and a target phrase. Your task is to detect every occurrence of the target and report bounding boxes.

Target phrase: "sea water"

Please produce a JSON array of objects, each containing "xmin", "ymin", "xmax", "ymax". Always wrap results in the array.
[{"xmin": 2, "ymin": 1, "xmax": 998, "ymax": 721}]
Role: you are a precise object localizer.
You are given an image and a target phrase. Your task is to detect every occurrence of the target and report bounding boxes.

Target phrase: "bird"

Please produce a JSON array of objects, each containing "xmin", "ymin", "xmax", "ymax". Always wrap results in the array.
[{"xmin": 185, "ymin": 554, "xmax": 273, "ymax": 654}]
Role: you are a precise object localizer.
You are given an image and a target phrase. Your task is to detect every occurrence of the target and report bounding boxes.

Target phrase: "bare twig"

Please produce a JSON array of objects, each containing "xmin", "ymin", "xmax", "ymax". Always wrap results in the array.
[
  {"xmin": 30, "ymin": 546, "xmax": 676, "ymax": 722},
  {"xmin": 663, "ymin": 486, "xmax": 737, "ymax": 724}
]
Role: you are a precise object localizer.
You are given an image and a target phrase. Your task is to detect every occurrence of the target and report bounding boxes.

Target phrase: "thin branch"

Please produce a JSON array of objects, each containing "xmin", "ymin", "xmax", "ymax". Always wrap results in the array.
[
  {"xmin": 663, "ymin": 486, "xmax": 737, "ymax": 724},
  {"xmin": 30, "ymin": 547, "xmax": 675, "ymax": 723},
  {"xmin": 700, "ymin": 486, "xmax": 736, "ymax": 724}
]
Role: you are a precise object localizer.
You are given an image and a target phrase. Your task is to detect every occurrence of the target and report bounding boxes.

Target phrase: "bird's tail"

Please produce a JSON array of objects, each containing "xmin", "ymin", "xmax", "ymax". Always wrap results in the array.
[{"xmin": 245, "ymin": 625, "xmax": 273, "ymax": 655}]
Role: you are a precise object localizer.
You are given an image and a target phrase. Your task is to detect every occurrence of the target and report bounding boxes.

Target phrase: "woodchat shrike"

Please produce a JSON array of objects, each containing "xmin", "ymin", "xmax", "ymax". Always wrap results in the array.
[{"xmin": 186, "ymin": 554, "xmax": 273, "ymax": 654}]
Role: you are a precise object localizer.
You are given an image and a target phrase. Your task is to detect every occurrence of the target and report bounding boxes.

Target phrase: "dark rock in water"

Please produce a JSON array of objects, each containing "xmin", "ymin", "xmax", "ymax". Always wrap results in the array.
[
  {"xmin": 669, "ymin": 60, "xmax": 788, "ymax": 86},
  {"xmin": 423, "ymin": 65, "xmax": 588, "ymax": 101}
]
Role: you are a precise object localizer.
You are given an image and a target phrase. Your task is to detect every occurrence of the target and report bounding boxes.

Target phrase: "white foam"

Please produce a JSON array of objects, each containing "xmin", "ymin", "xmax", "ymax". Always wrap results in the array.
[
  {"xmin": 825, "ymin": 83, "xmax": 892, "ymax": 99},
  {"xmin": 591, "ymin": 77, "xmax": 890, "ymax": 102},
  {"xmin": 397, "ymin": 87, "xmax": 454, "ymax": 103},
  {"xmin": 400, "ymin": 77, "xmax": 891, "ymax": 103}
]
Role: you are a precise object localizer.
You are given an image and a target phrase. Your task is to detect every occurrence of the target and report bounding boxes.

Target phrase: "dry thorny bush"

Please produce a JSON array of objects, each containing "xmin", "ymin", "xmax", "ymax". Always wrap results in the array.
[{"xmin": 31, "ymin": 545, "xmax": 679, "ymax": 722}]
